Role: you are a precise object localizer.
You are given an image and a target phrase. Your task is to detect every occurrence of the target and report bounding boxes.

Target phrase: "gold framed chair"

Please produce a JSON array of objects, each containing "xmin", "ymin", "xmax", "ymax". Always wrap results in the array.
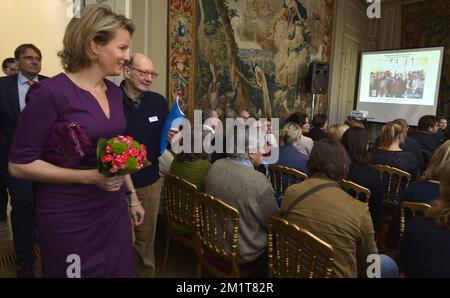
[
  {"xmin": 195, "ymin": 192, "xmax": 243, "ymax": 278},
  {"xmin": 339, "ymin": 179, "xmax": 371, "ymax": 203},
  {"xmin": 371, "ymin": 165, "xmax": 412, "ymax": 206},
  {"xmin": 371, "ymin": 165, "xmax": 412, "ymax": 248},
  {"xmin": 267, "ymin": 216, "xmax": 334, "ymax": 278},
  {"xmin": 162, "ymin": 174, "xmax": 199, "ymax": 270},
  {"xmin": 399, "ymin": 201, "xmax": 431, "ymax": 237},
  {"xmin": 267, "ymin": 164, "xmax": 308, "ymax": 196}
]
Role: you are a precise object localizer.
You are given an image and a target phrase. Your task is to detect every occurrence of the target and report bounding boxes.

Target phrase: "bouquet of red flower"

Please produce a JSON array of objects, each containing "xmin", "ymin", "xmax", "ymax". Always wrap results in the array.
[{"xmin": 97, "ymin": 135, "xmax": 150, "ymax": 177}]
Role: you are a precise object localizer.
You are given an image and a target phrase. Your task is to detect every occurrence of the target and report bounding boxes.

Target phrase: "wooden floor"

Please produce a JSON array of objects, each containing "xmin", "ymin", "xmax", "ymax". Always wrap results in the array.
[{"xmin": 0, "ymin": 212, "xmax": 196, "ymax": 278}]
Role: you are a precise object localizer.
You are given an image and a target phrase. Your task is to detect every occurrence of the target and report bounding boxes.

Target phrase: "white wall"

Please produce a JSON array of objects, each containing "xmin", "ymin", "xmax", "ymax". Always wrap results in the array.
[
  {"xmin": 0, "ymin": 0, "xmax": 72, "ymax": 77},
  {"xmin": 130, "ymin": 0, "xmax": 168, "ymax": 97},
  {"xmin": 328, "ymin": 0, "xmax": 370, "ymax": 125}
]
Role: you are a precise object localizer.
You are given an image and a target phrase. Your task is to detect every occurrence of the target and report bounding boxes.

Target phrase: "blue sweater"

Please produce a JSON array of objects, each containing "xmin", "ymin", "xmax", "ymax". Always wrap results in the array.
[
  {"xmin": 276, "ymin": 144, "xmax": 309, "ymax": 175},
  {"xmin": 121, "ymin": 85, "xmax": 168, "ymax": 188}
]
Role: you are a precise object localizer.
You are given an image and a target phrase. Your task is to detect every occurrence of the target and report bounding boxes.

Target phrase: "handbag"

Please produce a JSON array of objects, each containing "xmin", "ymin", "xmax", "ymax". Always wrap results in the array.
[{"xmin": 41, "ymin": 122, "xmax": 96, "ymax": 168}]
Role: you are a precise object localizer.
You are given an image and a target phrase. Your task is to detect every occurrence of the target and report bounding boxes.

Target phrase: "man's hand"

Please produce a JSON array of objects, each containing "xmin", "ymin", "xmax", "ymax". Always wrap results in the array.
[{"xmin": 167, "ymin": 128, "xmax": 181, "ymax": 144}]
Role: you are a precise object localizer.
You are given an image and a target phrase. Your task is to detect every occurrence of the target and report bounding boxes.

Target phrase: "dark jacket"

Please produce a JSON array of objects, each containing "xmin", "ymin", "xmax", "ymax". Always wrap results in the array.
[
  {"xmin": 408, "ymin": 131, "xmax": 439, "ymax": 167},
  {"xmin": 346, "ymin": 162, "xmax": 383, "ymax": 232},
  {"xmin": 305, "ymin": 127, "xmax": 328, "ymax": 141},
  {"xmin": 0, "ymin": 74, "xmax": 48, "ymax": 162},
  {"xmin": 400, "ymin": 216, "xmax": 450, "ymax": 277}
]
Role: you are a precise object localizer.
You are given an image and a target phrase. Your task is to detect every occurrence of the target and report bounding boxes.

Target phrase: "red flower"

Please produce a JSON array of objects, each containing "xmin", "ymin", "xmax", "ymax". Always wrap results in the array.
[
  {"xmin": 98, "ymin": 135, "xmax": 149, "ymax": 176},
  {"xmin": 101, "ymin": 154, "xmax": 113, "ymax": 163},
  {"xmin": 130, "ymin": 148, "xmax": 140, "ymax": 157}
]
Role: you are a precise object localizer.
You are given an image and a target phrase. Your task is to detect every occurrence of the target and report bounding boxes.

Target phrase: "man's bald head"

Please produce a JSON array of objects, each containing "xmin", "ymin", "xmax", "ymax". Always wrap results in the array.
[
  {"xmin": 123, "ymin": 53, "xmax": 157, "ymax": 95},
  {"xmin": 127, "ymin": 53, "xmax": 153, "ymax": 68}
]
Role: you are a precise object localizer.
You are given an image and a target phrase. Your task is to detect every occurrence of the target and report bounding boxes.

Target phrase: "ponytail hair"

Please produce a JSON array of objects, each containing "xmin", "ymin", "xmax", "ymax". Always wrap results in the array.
[{"xmin": 380, "ymin": 122, "xmax": 405, "ymax": 148}]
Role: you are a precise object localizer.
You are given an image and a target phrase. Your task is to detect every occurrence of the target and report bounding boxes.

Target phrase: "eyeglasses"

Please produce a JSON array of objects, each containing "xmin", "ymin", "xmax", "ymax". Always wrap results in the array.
[
  {"xmin": 127, "ymin": 66, "xmax": 158, "ymax": 79},
  {"xmin": 20, "ymin": 56, "xmax": 42, "ymax": 63}
]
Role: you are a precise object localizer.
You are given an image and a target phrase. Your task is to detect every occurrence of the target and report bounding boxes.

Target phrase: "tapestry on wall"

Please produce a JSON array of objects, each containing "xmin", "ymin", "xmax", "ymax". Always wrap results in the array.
[
  {"xmin": 168, "ymin": 0, "xmax": 334, "ymax": 120},
  {"xmin": 402, "ymin": 0, "xmax": 450, "ymax": 116}
]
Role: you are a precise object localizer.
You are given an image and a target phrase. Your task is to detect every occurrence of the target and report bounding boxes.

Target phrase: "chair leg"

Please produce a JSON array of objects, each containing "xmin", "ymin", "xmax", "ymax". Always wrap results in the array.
[
  {"xmin": 162, "ymin": 234, "xmax": 171, "ymax": 271},
  {"xmin": 195, "ymin": 255, "xmax": 202, "ymax": 278}
]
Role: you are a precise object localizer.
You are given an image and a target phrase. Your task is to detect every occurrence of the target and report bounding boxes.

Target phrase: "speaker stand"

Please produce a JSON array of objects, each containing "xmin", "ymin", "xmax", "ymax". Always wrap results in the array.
[{"xmin": 311, "ymin": 93, "xmax": 316, "ymax": 118}]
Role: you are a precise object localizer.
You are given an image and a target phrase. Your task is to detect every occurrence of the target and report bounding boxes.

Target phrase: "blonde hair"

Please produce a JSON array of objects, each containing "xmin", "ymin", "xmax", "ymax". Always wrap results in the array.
[
  {"xmin": 348, "ymin": 119, "xmax": 364, "ymax": 128},
  {"xmin": 380, "ymin": 122, "xmax": 405, "ymax": 148},
  {"xmin": 280, "ymin": 122, "xmax": 302, "ymax": 146},
  {"xmin": 426, "ymin": 160, "xmax": 450, "ymax": 230},
  {"xmin": 328, "ymin": 124, "xmax": 349, "ymax": 142},
  {"xmin": 422, "ymin": 140, "xmax": 450, "ymax": 181},
  {"xmin": 393, "ymin": 118, "xmax": 409, "ymax": 132},
  {"xmin": 58, "ymin": 4, "xmax": 134, "ymax": 72}
]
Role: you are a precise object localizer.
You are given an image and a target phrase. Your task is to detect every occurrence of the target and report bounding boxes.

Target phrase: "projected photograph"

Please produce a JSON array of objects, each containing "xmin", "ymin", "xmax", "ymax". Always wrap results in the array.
[{"xmin": 368, "ymin": 58, "xmax": 427, "ymax": 99}]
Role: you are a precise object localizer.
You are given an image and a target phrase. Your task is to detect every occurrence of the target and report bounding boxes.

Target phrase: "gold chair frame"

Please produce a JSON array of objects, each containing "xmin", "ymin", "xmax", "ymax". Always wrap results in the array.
[
  {"xmin": 162, "ymin": 174, "xmax": 199, "ymax": 270},
  {"xmin": 267, "ymin": 164, "xmax": 308, "ymax": 196},
  {"xmin": 195, "ymin": 192, "xmax": 242, "ymax": 278},
  {"xmin": 268, "ymin": 216, "xmax": 334, "ymax": 278},
  {"xmin": 340, "ymin": 179, "xmax": 371, "ymax": 203},
  {"xmin": 399, "ymin": 201, "xmax": 431, "ymax": 237},
  {"xmin": 372, "ymin": 165, "xmax": 411, "ymax": 206}
]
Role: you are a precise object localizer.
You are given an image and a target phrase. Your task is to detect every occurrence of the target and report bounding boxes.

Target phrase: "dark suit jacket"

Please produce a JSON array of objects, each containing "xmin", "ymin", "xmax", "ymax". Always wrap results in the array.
[
  {"xmin": 0, "ymin": 74, "xmax": 48, "ymax": 162},
  {"xmin": 408, "ymin": 131, "xmax": 439, "ymax": 169}
]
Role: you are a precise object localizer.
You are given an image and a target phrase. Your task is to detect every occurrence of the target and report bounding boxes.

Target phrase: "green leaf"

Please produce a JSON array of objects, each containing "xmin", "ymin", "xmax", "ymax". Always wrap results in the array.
[
  {"xmin": 110, "ymin": 142, "xmax": 127, "ymax": 153},
  {"xmin": 97, "ymin": 138, "xmax": 108, "ymax": 170},
  {"xmin": 125, "ymin": 156, "xmax": 138, "ymax": 170}
]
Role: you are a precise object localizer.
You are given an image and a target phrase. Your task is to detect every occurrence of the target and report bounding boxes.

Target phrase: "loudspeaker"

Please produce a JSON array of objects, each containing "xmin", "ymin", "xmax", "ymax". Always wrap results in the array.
[{"xmin": 306, "ymin": 61, "xmax": 329, "ymax": 94}]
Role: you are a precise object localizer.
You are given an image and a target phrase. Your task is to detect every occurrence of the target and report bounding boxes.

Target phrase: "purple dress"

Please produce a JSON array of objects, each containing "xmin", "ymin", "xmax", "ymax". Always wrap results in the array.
[{"xmin": 9, "ymin": 73, "xmax": 133, "ymax": 277}]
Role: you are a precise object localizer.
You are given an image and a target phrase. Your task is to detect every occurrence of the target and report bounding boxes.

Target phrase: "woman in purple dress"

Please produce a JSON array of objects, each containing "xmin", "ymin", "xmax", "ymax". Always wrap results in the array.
[{"xmin": 8, "ymin": 5, "xmax": 144, "ymax": 278}]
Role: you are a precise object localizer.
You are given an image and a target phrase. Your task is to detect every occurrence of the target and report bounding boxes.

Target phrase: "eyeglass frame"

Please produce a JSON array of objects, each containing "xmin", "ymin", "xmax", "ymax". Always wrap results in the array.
[
  {"xmin": 19, "ymin": 55, "xmax": 42, "ymax": 63},
  {"xmin": 125, "ymin": 65, "xmax": 159, "ymax": 79}
]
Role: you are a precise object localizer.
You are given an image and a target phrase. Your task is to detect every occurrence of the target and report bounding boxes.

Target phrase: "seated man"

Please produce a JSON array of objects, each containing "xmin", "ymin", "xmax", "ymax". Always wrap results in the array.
[
  {"xmin": 408, "ymin": 115, "xmax": 440, "ymax": 169},
  {"xmin": 204, "ymin": 124, "xmax": 280, "ymax": 270}
]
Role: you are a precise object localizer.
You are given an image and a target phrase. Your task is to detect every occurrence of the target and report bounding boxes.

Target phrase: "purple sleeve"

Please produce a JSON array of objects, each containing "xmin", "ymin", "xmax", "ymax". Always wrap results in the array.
[{"xmin": 9, "ymin": 83, "xmax": 59, "ymax": 164}]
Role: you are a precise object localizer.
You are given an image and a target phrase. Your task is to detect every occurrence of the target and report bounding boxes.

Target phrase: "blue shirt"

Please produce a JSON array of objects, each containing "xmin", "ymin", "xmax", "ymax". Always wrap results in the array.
[
  {"xmin": 229, "ymin": 157, "xmax": 254, "ymax": 169},
  {"xmin": 17, "ymin": 72, "xmax": 38, "ymax": 111}
]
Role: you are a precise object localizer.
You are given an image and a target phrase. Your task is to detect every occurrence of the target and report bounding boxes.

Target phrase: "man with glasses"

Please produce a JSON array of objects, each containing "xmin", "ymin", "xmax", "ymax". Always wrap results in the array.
[
  {"xmin": 121, "ymin": 53, "xmax": 168, "ymax": 277},
  {"xmin": 0, "ymin": 44, "xmax": 48, "ymax": 277},
  {"xmin": 2, "ymin": 58, "xmax": 19, "ymax": 76}
]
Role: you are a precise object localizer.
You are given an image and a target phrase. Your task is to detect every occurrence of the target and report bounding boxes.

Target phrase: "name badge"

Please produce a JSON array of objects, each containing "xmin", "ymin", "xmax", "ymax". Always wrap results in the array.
[{"xmin": 149, "ymin": 116, "xmax": 159, "ymax": 123}]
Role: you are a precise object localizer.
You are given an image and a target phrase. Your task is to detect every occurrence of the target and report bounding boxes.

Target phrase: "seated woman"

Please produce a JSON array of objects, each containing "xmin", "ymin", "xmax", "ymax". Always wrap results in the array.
[
  {"xmin": 371, "ymin": 121, "xmax": 419, "ymax": 179},
  {"xmin": 281, "ymin": 140, "xmax": 377, "ymax": 277},
  {"xmin": 391, "ymin": 140, "xmax": 450, "ymax": 244},
  {"xmin": 342, "ymin": 127, "xmax": 383, "ymax": 233},
  {"xmin": 328, "ymin": 123, "xmax": 349, "ymax": 142},
  {"xmin": 399, "ymin": 140, "xmax": 450, "ymax": 204},
  {"xmin": 399, "ymin": 160, "xmax": 450, "ymax": 277},
  {"xmin": 306, "ymin": 114, "xmax": 328, "ymax": 141},
  {"xmin": 276, "ymin": 122, "xmax": 309, "ymax": 175},
  {"xmin": 168, "ymin": 128, "xmax": 211, "ymax": 235},
  {"xmin": 285, "ymin": 112, "xmax": 314, "ymax": 156},
  {"xmin": 169, "ymin": 128, "xmax": 211, "ymax": 192}
]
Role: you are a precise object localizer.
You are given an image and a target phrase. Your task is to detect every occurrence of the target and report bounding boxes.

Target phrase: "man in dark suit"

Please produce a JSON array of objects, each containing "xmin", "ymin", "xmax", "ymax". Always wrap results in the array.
[
  {"xmin": 0, "ymin": 44, "xmax": 48, "ymax": 277},
  {"xmin": 409, "ymin": 115, "xmax": 440, "ymax": 171}
]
